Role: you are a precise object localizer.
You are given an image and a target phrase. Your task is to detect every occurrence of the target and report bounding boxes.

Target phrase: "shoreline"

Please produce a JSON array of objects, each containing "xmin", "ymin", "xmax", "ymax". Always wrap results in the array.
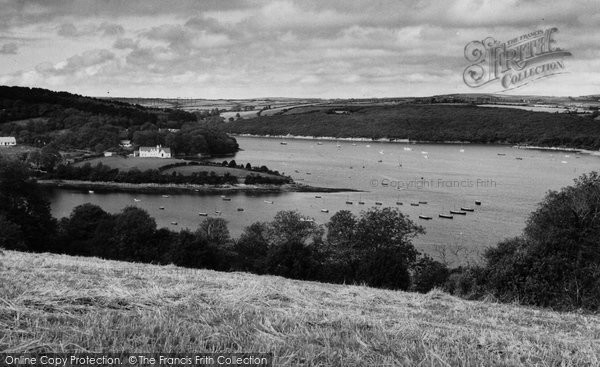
[
  {"xmin": 37, "ymin": 179, "xmax": 360, "ymax": 195},
  {"xmin": 232, "ymin": 134, "xmax": 600, "ymax": 154},
  {"xmin": 514, "ymin": 145, "xmax": 600, "ymax": 156}
]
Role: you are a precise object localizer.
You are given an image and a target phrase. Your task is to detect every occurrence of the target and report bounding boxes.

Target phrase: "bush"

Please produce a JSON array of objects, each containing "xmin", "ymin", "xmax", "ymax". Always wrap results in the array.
[
  {"xmin": 411, "ymin": 255, "xmax": 450, "ymax": 293},
  {"xmin": 480, "ymin": 172, "xmax": 600, "ymax": 311}
]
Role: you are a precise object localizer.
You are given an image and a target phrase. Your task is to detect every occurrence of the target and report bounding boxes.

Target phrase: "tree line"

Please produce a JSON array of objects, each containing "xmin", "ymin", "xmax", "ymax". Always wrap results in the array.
[
  {"xmin": 1, "ymin": 157, "xmax": 599, "ymax": 311},
  {"xmin": 224, "ymin": 104, "xmax": 600, "ymax": 150},
  {"xmin": 0, "ymin": 86, "xmax": 238, "ymax": 156}
]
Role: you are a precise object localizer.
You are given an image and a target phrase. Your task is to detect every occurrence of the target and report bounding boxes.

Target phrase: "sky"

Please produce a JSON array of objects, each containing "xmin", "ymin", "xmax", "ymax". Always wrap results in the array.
[{"xmin": 0, "ymin": 0, "xmax": 598, "ymax": 99}]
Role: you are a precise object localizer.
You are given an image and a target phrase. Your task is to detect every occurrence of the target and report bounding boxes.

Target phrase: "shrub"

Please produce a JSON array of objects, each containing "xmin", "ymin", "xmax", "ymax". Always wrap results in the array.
[{"xmin": 411, "ymin": 255, "xmax": 450, "ymax": 293}]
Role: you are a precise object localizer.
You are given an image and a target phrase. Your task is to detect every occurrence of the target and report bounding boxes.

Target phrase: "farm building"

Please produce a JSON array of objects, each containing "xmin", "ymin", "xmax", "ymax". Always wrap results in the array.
[
  {"xmin": 120, "ymin": 140, "xmax": 132, "ymax": 148},
  {"xmin": 0, "ymin": 137, "xmax": 16, "ymax": 146},
  {"xmin": 137, "ymin": 145, "xmax": 172, "ymax": 158}
]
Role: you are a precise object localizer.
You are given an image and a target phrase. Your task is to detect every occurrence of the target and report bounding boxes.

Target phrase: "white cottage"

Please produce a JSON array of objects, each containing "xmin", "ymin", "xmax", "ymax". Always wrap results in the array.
[
  {"xmin": 138, "ymin": 145, "xmax": 172, "ymax": 158},
  {"xmin": 0, "ymin": 137, "xmax": 16, "ymax": 146}
]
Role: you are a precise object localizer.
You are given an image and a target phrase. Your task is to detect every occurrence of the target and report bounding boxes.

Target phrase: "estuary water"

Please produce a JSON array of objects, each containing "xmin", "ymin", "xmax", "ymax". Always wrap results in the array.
[{"xmin": 47, "ymin": 136, "xmax": 600, "ymax": 261}]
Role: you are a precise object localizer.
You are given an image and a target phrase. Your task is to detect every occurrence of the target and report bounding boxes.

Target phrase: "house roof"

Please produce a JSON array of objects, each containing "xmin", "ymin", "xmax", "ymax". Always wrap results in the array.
[{"xmin": 139, "ymin": 146, "xmax": 171, "ymax": 154}]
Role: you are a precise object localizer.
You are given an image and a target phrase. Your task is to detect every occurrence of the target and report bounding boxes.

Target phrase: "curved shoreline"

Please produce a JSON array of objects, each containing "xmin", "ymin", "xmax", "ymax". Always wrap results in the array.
[
  {"xmin": 231, "ymin": 134, "xmax": 600, "ymax": 155},
  {"xmin": 37, "ymin": 179, "xmax": 361, "ymax": 195}
]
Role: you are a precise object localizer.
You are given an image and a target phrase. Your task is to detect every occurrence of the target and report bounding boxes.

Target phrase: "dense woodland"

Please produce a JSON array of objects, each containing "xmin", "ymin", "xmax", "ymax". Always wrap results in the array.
[
  {"xmin": 0, "ymin": 86, "xmax": 238, "ymax": 155},
  {"xmin": 1, "ymin": 157, "xmax": 599, "ymax": 311},
  {"xmin": 224, "ymin": 105, "xmax": 600, "ymax": 150}
]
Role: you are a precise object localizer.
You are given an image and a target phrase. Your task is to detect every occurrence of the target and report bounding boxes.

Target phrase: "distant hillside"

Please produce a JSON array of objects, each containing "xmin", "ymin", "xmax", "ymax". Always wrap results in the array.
[
  {"xmin": 0, "ymin": 86, "xmax": 238, "ymax": 155},
  {"xmin": 224, "ymin": 104, "xmax": 600, "ymax": 150},
  {"xmin": 1, "ymin": 250, "xmax": 598, "ymax": 365}
]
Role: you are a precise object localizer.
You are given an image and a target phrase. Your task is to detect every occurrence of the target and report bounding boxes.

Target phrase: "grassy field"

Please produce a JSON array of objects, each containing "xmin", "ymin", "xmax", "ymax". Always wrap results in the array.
[
  {"xmin": 0, "ymin": 145, "xmax": 38, "ymax": 160},
  {"xmin": 74, "ymin": 156, "xmax": 187, "ymax": 171},
  {"xmin": 74, "ymin": 156, "xmax": 279, "ymax": 179},
  {"xmin": 162, "ymin": 165, "xmax": 280, "ymax": 179},
  {"xmin": 1, "ymin": 250, "xmax": 599, "ymax": 366}
]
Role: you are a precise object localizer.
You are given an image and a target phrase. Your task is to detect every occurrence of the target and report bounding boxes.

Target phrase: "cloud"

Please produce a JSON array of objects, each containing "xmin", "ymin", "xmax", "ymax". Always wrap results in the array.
[
  {"xmin": 1, "ymin": 0, "xmax": 599, "ymax": 97},
  {"xmin": 0, "ymin": 42, "xmax": 18, "ymax": 54},
  {"xmin": 36, "ymin": 49, "xmax": 116, "ymax": 75},
  {"xmin": 113, "ymin": 37, "xmax": 138, "ymax": 50}
]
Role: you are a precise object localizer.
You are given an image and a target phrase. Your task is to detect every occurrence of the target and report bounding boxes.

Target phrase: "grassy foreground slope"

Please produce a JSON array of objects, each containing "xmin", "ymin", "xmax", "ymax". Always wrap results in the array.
[
  {"xmin": 224, "ymin": 104, "xmax": 600, "ymax": 150},
  {"xmin": 1, "ymin": 251, "xmax": 599, "ymax": 366}
]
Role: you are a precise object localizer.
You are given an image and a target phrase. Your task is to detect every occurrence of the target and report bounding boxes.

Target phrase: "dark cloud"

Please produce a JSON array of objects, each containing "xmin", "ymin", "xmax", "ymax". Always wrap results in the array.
[{"xmin": 0, "ymin": 43, "xmax": 18, "ymax": 54}]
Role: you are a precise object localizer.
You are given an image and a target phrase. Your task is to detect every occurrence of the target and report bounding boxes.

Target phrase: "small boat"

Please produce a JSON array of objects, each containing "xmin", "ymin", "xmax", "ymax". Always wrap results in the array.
[
  {"xmin": 222, "ymin": 197, "xmax": 231, "ymax": 201},
  {"xmin": 377, "ymin": 160, "xmax": 383, "ymax": 163},
  {"xmin": 460, "ymin": 207, "xmax": 475, "ymax": 212},
  {"xmin": 198, "ymin": 212, "xmax": 208, "ymax": 216},
  {"xmin": 171, "ymin": 221, "xmax": 178, "ymax": 225},
  {"xmin": 475, "ymin": 201, "xmax": 482, "ymax": 206},
  {"xmin": 306, "ymin": 172, "xmax": 311, "ymax": 175},
  {"xmin": 194, "ymin": 189, "xmax": 199, "ymax": 192},
  {"xmin": 439, "ymin": 214, "xmax": 453, "ymax": 219},
  {"xmin": 264, "ymin": 200, "xmax": 274, "ymax": 204},
  {"xmin": 159, "ymin": 206, "xmax": 165, "ymax": 210},
  {"xmin": 396, "ymin": 202, "xmax": 403, "ymax": 205},
  {"xmin": 237, "ymin": 208, "xmax": 244, "ymax": 212},
  {"xmin": 294, "ymin": 170, "xmax": 299, "ymax": 173},
  {"xmin": 403, "ymin": 147, "xmax": 412, "ymax": 151},
  {"xmin": 352, "ymin": 143, "xmax": 357, "ymax": 146},
  {"xmin": 358, "ymin": 201, "xmax": 365, "ymax": 205},
  {"xmin": 215, "ymin": 210, "xmax": 221, "ymax": 214},
  {"xmin": 375, "ymin": 201, "xmax": 383, "ymax": 206},
  {"xmin": 410, "ymin": 203, "xmax": 419, "ymax": 206},
  {"xmin": 162, "ymin": 195, "xmax": 169, "ymax": 198},
  {"xmin": 317, "ymin": 142, "xmax": 323, "ymax": 145},
  {"xmin": 315, "ymin": 195, "xmax": 322, "ymax": 198},
  {"xmin": 88, "ymin": 190, "xmax": 94, "ymax": 194},
  {"xmin": 133, "ymin": 198, "xmax": 141, "ymax": 202},
  {"xmin": 280, "ymin": 142, "xmax": 287, "ymax": 145},
  {"xmin": 321, "ymin": 209, "xmax": 329, "ymax": 213},
  {"xmin": 366, "ymin": 144, "xmax": 371, "ymax": 147},
  {"xmin": 459, "ymin": 149, "xmax": 465, "ymax": 153},
  {"xmin": 515, "ymin": 157, "xmax": 523, "ymax": 160},
  {"xmin": 419, "ymin": 215, "xmax": 432, "ymax": 220},
  {"xmin": 497, "ymin": 153, "xmax": 506, "ymax": 156},
  {"xmin": 345, "ymin": 201, "xmax": 353, "ymax": 205},
  {"xmin": 450, "ymin": 210, "xmax": 467, "ymax": 215},
  {"xmin": 419, "ymin": 201, "xmax": 428, "ymax": 204}
]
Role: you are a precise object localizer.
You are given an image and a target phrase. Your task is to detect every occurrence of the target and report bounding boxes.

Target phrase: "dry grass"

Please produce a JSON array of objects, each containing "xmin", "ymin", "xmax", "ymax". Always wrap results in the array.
[{"xmin": 1, "ymin": 250, "xmax": 599, "ymax": 366}]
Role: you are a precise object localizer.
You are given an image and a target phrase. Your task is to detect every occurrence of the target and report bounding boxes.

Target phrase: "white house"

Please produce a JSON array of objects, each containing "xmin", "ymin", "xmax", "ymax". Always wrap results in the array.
[
  {"xmin": 138, "ymin": 145, "xmax": 172, "ymax": 158},
  {"xmin": 0, "ymin": 136, "xmax": 16, "ymax": 146},
  {"xmin": 120, "ymin": 140, "xmax": 132, "ymax": 148}
]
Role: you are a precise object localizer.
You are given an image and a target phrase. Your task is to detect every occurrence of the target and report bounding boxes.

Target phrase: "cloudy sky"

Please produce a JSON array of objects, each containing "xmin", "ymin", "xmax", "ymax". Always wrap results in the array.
[{"xmin": 0, "ymin": 0, "xmax": 598, "ymax": 98}]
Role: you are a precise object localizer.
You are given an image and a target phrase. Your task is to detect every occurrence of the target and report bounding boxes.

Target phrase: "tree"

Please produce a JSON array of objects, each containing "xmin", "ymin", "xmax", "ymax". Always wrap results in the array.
[
  {"xmin": 113, "ymin": 206, "xmax": 157, "ymax": 262},
  {"xmin": 353, "ymin": 208, "xmax": 424, "ymax": 289},
  {"xmin": 0, "ymin": 214, "xmax": 26, "ymax": 251},
  {"xmin": 0, "ymin": 157, "xmax": 56, "ymax": 252},
  {"xmin": 483, "ymin": 172, "xmax": 600, "ymax": 310},
  {"xmin": 58, "ymin": 204, "xmax": 111, "ymax": 256},
  {"xmin": 234, "ymin": 222, "xmax": 269, "ymax": 273}
]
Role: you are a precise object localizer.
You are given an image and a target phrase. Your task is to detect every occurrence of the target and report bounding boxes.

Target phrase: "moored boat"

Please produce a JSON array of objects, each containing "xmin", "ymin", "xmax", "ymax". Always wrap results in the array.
[
  {"xmin": 419, "ymin": 215, "xmax": 432, "ymax": 220},
  {"xmin": 439, "ymin": 214, "xmax": 453, "ymax": 219},
  {"xmin": 450, "ymin": 210, "xmax": 467, "ymax": 215}
]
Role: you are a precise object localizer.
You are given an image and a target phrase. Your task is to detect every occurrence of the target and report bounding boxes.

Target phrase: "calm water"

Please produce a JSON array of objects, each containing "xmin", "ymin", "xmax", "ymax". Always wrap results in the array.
[{"xmin": 47, "ymin": 137, "xmax": 599, "ymax": 261}]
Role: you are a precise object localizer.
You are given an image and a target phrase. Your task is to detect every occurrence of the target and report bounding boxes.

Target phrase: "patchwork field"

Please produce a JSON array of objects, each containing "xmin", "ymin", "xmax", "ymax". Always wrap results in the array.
[{"xmin": 1, "ymin": 250, "xmax": 599, "ymax": 365}]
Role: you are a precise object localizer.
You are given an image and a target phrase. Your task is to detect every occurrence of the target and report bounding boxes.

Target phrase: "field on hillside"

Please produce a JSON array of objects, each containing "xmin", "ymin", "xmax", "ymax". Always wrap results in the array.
[
  {"xmin": 75, "ymin": 156, "xmax": 186, "ymax": 170},
  {"xmin": 1, "ymin": 251, "xmax": 599, "ymax": 366},
  {"xmin": 162, "ymin": 165, "xmax": 280, "ymax": 179}
]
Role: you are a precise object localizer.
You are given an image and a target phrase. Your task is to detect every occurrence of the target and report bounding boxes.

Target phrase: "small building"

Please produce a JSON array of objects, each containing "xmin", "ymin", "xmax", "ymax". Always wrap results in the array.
[
  {"xmin": 120, "ymin": 140, "xmax": 132, "ymax": 148},
  {"xmin": 0, "ymin": 136, "xmax": 16, "ymax": 146},
  {"xmin": 103, "ymin": 151, "xmax": 116, "ymax": 157},
  {"xmin": 138, "ymin": 145, "xmax": 172, "ymax": 159}
]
